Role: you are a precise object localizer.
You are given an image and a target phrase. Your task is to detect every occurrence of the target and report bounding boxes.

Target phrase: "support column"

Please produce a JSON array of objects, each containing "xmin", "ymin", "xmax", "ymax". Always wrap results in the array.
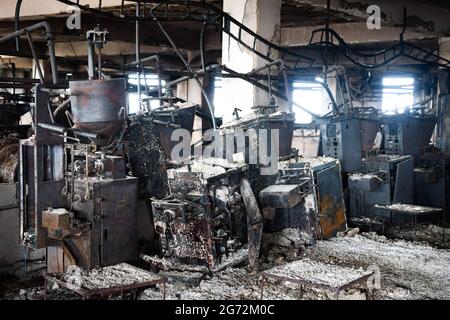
[
  {"xmin": 438, "ymin": 38, "xmax": 450, "ymax": 152},
  {"xmin": 222, "ymin": 0, "xmax": 283, "ymax": 122}
]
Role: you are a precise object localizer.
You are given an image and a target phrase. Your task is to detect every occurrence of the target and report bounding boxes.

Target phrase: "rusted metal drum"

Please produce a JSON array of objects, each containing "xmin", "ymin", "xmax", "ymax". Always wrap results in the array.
[{"xmin": 69, "ymin": 79, "xmax": 127, "ymax": 147}]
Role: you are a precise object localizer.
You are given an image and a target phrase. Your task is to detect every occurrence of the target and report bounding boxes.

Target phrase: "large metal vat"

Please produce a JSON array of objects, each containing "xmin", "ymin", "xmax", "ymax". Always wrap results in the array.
[
  {"xmin": 69, "ymin": 79, "xmax": 127, "ymax": 147},
  {"xmin": 153, "ymin": 105, "xmax": 197, "ymax": 160},
  {"xmin": 382, "ymin": 114, "xmax": 437, "ymax": 163},
  {"xmin": 221, "ymin": 112, "xmax": 295, "ymax": 159}
]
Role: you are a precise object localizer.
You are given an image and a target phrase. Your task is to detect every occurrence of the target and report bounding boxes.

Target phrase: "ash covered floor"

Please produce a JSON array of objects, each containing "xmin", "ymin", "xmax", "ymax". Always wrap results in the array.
[
  {"xmin": 3, "ymin": 232, "xmax": 450, "ymax": 300},
  {"xmin": 141, "ymin": 232, "xmax": 450, "ymax": 300}
]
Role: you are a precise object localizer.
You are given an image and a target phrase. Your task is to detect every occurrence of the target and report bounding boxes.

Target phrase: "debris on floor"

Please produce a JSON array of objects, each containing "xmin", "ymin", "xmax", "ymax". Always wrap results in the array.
[
  {"xmin": 385, "ymin": 224, "xmax": 450, "ymax": 249},
  {"xmin": 262, "ymin": 229, "xmax": 314, "ymax": 263},
  {"xmin": 307, "ymin": 233, "xmax": 450, "ymax": 299},
  {"xmin": 263, "ymin": 258, "xmax": 373, "ymax": 290},
  {"xmin": 54, "ymin": 263, "xmax": 163, "ymax": 290},
  {"xmin": 4, "ymin": 232, "xmax": 450, "ymax": 300}
]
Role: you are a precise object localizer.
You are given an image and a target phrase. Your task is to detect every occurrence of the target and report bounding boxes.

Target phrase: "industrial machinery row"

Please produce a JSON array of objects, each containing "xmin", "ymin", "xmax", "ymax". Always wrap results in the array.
[{"xmin": 0, "ymin": 23, "xmax": 448, "ymax": 275}]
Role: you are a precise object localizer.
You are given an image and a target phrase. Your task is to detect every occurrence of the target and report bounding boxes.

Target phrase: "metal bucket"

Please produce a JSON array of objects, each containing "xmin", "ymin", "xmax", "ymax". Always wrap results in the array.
[{"xmin": 69, "ymin": 79, "xmax": 127, "ymax": 147}]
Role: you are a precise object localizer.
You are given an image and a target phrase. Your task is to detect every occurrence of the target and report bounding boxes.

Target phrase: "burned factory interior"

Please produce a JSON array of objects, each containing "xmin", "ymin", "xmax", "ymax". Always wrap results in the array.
[{"xmin": 0, "ymin": 0, "xmax": 450, "ymax": 302}]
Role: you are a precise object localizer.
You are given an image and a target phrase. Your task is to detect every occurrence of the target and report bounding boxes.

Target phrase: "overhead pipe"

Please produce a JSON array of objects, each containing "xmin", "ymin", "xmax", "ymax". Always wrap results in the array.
[
  {"xmin": 14, "ymin": 0, "xmax": 23, "ymax": 51},
  {"xmin": 247, "ymin": 59, "xmax": 293, "ymax": 113},
  {"xmin": 0, "ymin": 22, "xmax": 59, "ymax": 85},
  {"xmin": 147, "ymin": 10, "xmax": 217, "ymax": 129}
]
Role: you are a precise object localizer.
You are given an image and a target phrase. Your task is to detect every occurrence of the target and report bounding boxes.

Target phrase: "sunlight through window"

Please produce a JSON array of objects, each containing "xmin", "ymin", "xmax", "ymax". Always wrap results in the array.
[
  {"xmin": 292, "ymin": 82, "xmax": 323, "ymax": 124},
  {"xmin": 382, "ymin": 77, "xmax": 415, "ymax": 114}
]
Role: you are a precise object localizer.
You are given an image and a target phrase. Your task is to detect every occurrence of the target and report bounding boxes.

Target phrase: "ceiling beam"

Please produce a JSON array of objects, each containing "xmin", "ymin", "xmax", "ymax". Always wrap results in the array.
[{"xmin": 282, "ymin": 22, "xmax": 436, "ymax": 47}]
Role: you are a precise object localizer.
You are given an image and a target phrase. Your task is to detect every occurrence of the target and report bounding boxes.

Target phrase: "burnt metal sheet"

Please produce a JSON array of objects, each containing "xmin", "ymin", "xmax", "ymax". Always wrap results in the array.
[
  {"xmin": 393, "ymin": 156, "xmax": 414, "ymax": 204},
  {"xmin": 152, "ymin": 199, "xmax": 215, "ymax": 268},
  {"xmin": 374, "ymin": 204, "xmax": 442, "ymax": 215},
  {"xmin": 0, "ymin": 182, "xmax": 17, "ymax": 210},
  {"xmin": 259, "ymin": 184, "xmax": 305, "ymax": 209},
  {"xmin": 360, "ymin": 119, "xmax": 379, "ymax": 153},
  {"xmin": 315, "ymin": 164, "xmax": 347, "ymax": 239},
  {"xmin": 414, "ymin": 153, "xmax": 450, "ymax": 215},
  {"xmin": 240, "ymin": 178, "xmax": 263, "ymax": 271},
  {"xmin": 348, "ymin": 173, "xmax": 383, "ymax": 192},
  {"xmin": 19, "ymin": 141, "xmax": 66, "ymax": 249},
  {"xmin": 124, "ymin": 114, "xmax": 169, "ymax": 199},
  {"xmin": 220, "ymin": 112, "xmax": 295, "ymax": 158},
  {"xmin": 68, "ymin": 177, "xmax": 139, "ymax": 268},
  {"xmin": 349, "ymin": 155, "xmax": 415, "ymax": 220}
]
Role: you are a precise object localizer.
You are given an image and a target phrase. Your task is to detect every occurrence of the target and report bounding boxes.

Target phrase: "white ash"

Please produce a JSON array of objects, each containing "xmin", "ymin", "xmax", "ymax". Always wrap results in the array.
[
  {"xmin": 264, "ymin": 258, "xmax": 372, "ymax": 289},
  {"xmin": 350, "ymin": 216, "xmax": 384, "ymax": 225},
  {"xmin": 380, "ymin": 204, "xmax": 440, "ymax": 214},
  {"xmin": 141, "ymin": 255, "xmax": 210, "ymax": 275},
  {"xmin": 211, "ymin": 248, "xmax": 248, "ymax": 272},
  {"xmin": 169, "ymin": 162, "xmax": 226, "ymax": 180},
  {"xmin": 59, "ymin": 263, "xmax": 162, "ymax": 290},
  {"xmin": 263, "ymin": 229, "xmax": 314, "ymax": 248},
  {"xmin": 307, "ymin": 233, "xmax": 450, "ymax": 299},
  {"xmin": 385, "ymin": 224, "xmax": 450, "ymax": 249}
]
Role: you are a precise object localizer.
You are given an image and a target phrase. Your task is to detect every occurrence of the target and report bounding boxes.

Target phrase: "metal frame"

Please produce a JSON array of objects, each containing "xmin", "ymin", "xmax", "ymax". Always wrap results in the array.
[
  {"xmin": 44, "ymin": 273, "xmax": 166, "ymax": 300},
  {"xmin": 260, "ymin": 270, "xmax": 374, "ymax": 301}
]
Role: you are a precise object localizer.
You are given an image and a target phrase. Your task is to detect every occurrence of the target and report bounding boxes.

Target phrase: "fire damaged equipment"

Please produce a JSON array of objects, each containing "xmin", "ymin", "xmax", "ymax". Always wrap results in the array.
[
  {"xmin": 382, "ymin": 114, "xmax": 436, "ymax": 164},
  {"xmin": 259, "ymin": 157, "xmax": 347, "ymax": 241},
  {"xmin": 349, "ymin": 155, "xmax": 415, "ymax": 221},
  {"xmin": 151, "ymin": 159, "xmax": 254, "ymax": 269},
  {"xmin": 18, "ymin": 81, "xmax": 140, "ymax": 272},
  {"xmin": 321, "ymin": 114, "xmax": 379, "ymax": 173}
]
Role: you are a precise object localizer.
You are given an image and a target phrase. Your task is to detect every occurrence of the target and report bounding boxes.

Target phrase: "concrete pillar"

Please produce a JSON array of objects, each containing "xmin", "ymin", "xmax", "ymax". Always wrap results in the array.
[
  {"xmin": 221, "ymin": 0, "xmax": 283, "ymax": 122},
  {"xmin": 438, "ymin": 38, "xmax": 450, "ymax": 152}
]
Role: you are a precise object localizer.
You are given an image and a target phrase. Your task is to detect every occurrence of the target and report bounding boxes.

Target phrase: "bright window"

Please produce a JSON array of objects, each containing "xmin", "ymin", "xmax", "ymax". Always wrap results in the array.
[
  {"xmin": 382, "ymin": 77, "xmax": 415, "ymax": 113},
  {"xmin": 292, "ymin": 82, "xmax": 323, "ymax": 124},
  {"xmin": 128, "ymin": 74, "xmax": 166, "ymax": 114}
]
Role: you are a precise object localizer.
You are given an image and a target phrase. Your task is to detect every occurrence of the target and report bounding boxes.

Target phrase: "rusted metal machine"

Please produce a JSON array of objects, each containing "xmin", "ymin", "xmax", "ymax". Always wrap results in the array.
[
  {"xmin": 381, "ymin": 113, "xmax": 436, "ymax": 164},
  {"xmin": 151, "ymin": 158, "xmax": 262, "ymax": 270},
  {"xmin": 220, "ymin": 106, "xmax": 296, "ymax": 160},
  {"xmin": 259, "ymin": 157, "xmax": 347, "ymax": 241},
  {"xmin": 18, "ymin": 78, "xmax": 140, "ymax": 272},
  {"xmin": 321, "ymin": 112, "xmax": 379, "ymax": 173},
  {"xmin": 348, "ymin": 155, "xmax": 415, "ymax": 221}
]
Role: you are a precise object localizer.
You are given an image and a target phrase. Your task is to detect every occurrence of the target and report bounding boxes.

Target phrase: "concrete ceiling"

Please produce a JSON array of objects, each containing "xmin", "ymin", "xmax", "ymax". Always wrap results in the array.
[{"xmin": 1, "ymin": 0, "xmax": 449, "ymax": 72}]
